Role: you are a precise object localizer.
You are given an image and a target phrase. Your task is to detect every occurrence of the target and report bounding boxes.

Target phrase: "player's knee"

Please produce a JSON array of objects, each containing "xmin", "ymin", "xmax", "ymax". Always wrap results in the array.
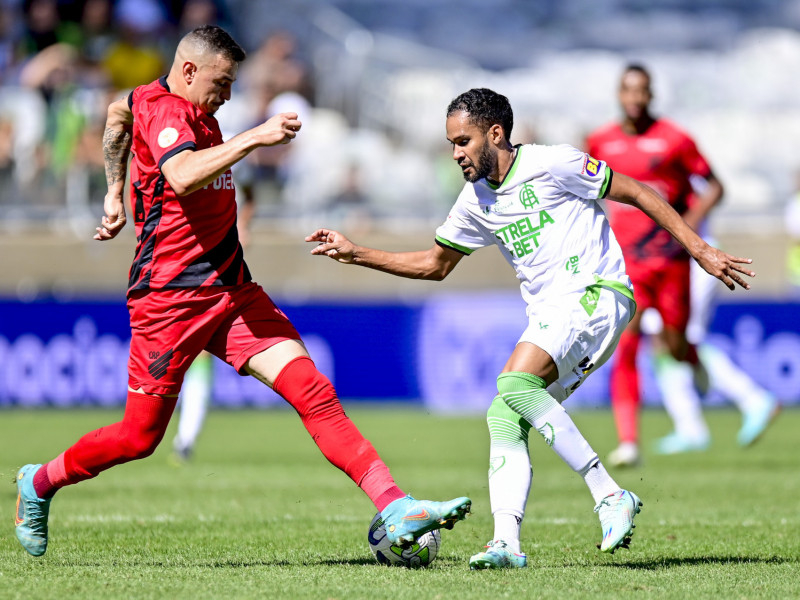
[
  {"xmin": 487, "ymin": 394, "xmax": 524, "ymax": 423},
  {"xmin": 486, "ymin": 395, "xmax": 531, "ymax": 444},
  {"xmin": 496, "ymin": 371, "xmax": 547, "ymax": 397},
  {"xmin": 274, "ymin": 357, "xmax": 342, "ymax": 419}
]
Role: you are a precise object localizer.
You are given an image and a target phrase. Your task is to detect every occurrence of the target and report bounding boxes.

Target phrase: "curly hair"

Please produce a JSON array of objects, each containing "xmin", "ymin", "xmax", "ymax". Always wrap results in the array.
[{"xmin": 446, "ymin": 88, "xmax": 513, "ymax": 140}]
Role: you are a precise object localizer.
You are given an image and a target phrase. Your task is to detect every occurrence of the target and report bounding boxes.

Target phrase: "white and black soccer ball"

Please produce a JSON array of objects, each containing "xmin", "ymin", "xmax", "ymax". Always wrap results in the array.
[{"xmin": 367, "ymin": 513, "xmax": 441, "ymax": 567}]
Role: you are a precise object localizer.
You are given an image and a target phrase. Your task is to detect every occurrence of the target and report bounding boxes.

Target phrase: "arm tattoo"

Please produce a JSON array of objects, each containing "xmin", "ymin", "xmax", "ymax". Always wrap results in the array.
[{"xmin": 103, "ymin": 127, "xmax": 132, "ymax": 187}]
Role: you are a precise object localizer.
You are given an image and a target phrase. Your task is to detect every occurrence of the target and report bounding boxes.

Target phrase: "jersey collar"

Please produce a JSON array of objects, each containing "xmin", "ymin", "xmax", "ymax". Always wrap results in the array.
[{"xmin": 485, "ymin": 144, "xmax": 522, "ymax": 190}]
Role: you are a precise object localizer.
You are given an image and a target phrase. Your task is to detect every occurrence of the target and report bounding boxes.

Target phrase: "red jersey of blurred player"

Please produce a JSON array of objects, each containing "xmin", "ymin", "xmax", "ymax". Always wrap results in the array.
[{"xmin": 586, "ymin": 64, "xmax": 723, "ymax": 466}]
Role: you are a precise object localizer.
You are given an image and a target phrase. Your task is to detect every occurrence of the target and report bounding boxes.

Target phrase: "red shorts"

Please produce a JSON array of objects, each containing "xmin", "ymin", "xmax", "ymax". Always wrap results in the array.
[
  {"xmin": 127, "ymin": 282, "xmax": 300, "ymax": 395},
  {"xmin": 627, "ymin": 259, "xmax": 691, "ymax": 331}
]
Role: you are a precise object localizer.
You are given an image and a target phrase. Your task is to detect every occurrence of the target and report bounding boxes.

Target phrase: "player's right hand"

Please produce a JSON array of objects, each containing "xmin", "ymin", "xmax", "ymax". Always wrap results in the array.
[
  {"xmin": 305, "ymin": 228, "xmax": 356, "ymax": 263},
  {"xmin": 256, "ymin": 112, "xmax": 302, "ymax": 147},
  {"xmin": 94, "ymin": 192, "xmax": 127, "ymax": 241}
]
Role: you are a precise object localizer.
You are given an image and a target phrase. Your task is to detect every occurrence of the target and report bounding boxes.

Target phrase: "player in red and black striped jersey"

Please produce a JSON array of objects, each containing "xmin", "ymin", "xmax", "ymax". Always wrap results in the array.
[
  {"xmin": 586, "ymin": 64, "xmax": 725, "ymax": 467},
  {"xmin": 13, "ymin": 25, "xmax": 470, "ymax": 558},
  {"xmin": 125, "ymin": 74, "xmax": 251, "ymax": 291}
]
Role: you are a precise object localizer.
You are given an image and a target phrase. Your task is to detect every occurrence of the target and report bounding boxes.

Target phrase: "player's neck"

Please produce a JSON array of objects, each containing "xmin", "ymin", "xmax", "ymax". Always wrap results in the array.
[
  {"xmin": 488, "ymin": 145, "xmax": 517, "ymax": 186},
  {"xmin": 622, "ymin": 113, "xmax": 656, "ymax": 135}
]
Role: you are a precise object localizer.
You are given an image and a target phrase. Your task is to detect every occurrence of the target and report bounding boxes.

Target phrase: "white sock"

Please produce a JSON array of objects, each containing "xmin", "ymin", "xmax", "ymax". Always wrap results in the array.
[
  {"xmin": 653, "ymin": 353, "xmax": 709, "ymax": 441},
  {"xmin": 486, "ymin": 396, "xmax": 531, "ymax": 554},
  {"xmin": 499, "ymin": 373, "xmax": 606, "ymax": 499},
  {"xmin": 582, "ymin": 461, "xmax": 619, "ymax": 505},
  {"xmin": 700, "ymin": 343, "xmax": 774, "ymax": 413},
  {"xmin": 174, "ymin": 355, "xmax": 213, "ymax": 452},
  {"xmin": 529, "ymin": 402, "xmax": 601, "ymax": 475},
  {"xmin": 492, "ymin": 512, "xmax": 522, "ymax": 553}
]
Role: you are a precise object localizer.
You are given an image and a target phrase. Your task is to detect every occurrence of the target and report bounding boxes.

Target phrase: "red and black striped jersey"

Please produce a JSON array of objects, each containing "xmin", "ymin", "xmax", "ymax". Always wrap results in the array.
[
  {"xmin": 586, "ymin": 118, "xmax": 712, "ymax": 265},
  {"xmin": 126, "ymin": 76, "xmax": 251, "ymax": 295}
]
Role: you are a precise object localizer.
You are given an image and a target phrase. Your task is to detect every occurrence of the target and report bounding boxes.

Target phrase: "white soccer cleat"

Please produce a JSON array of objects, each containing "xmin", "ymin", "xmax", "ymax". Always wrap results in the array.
[
  {"xmin": 608, "ymin": 442, "xmax": 640, "ymax": 468},
  {"xmin": 595, "ymin": 489, "xmax": 642, "ymax": 553}
]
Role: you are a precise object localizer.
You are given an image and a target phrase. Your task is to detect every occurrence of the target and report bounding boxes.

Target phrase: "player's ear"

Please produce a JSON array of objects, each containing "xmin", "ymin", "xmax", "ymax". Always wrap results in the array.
[
  {"xmin": 488, "ymin": 123, "xmax": 505, "ymax": 146},
  {"xmin": 182, "ymin": 61, "xmax": 197, "ymax": 84}
]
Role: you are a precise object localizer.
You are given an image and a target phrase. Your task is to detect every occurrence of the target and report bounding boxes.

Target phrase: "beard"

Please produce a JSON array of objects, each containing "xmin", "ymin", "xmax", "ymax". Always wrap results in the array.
[{"xmin": 463, "ymin": 138, "xmax": 495, "ymax": 183}]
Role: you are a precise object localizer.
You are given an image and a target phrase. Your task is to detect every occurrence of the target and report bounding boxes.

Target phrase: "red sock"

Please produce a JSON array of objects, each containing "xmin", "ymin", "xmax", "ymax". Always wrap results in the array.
[
  {"xmin": 34, "ymin": 391, "xmax": 176, "ymax": 498},
  {"xmin": 272, "ymin": 356, "xmax": 405, "ymax": 511},
  {"xmin": 609, "ymin": 330, "xmax": 640, "ymax": 444}
]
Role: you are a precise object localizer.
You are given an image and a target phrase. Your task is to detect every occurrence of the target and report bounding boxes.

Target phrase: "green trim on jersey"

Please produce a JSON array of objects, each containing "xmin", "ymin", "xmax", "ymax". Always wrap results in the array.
[
  {"xmin": 598, "ymin": 166, "xmax": 612, "ymax": 198},
  {"xmin": 486, "ymin": 144, "xmax": 523, "ymax": 190},
  {"xmin": 593, "ymin": 275, "xmax": 637, "ymax": 319},
  {"xmin": 435, "ymin": 235, "xmax": 474, "ymax": 255}
]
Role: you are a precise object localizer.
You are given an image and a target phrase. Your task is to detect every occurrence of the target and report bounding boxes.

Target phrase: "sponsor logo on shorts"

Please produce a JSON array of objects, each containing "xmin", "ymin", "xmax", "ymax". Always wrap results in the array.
[{"xmin": 148, "ymin": 348, "xmax": 174, "ymax": 380}]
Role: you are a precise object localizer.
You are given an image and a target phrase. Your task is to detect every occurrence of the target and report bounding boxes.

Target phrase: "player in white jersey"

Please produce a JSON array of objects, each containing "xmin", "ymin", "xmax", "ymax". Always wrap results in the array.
[{"xmin": 306, "ymin": 88, "xmax": 755, "ymax": 569}]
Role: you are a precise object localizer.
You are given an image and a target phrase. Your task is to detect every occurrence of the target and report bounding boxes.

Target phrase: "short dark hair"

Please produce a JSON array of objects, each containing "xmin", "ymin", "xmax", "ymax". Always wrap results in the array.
[
  {"xmin": 623, "ymin": 63, "xmax": 651, "ymax": 81},
  {"xmin": 185, "ymin": 25, "xmax": 246, "ymax": 63},
  {"xmin": 447, "ymin": 88, "xmax": 514, "ymax": 140}
]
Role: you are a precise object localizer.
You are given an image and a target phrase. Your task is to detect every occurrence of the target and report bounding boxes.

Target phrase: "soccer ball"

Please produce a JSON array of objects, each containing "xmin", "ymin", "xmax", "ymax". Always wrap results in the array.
[{"xmin": 367, "ymin": 513, "xmax": 441, "ymax": 567}]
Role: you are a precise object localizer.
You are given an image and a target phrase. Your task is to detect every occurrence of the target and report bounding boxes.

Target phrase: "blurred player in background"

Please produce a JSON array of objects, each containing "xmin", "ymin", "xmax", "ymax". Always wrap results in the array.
[
  {"xmin": 14, "ymin": 25, "xmax": 471, "ymax": 558},
  {"xmin": 585, "ymin": 64, "xmax": 767, "ymax": 466},
  {"xmin": 307, "ymin": 88, "xmax": 754, "ymax": 568},
  {"xmin": 640, "ymin": 230, "xmax": 778, "ymax": 453}
]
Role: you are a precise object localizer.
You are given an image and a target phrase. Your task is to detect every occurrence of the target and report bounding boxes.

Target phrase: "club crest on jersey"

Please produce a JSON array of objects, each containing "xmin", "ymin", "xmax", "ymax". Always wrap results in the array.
[
  {"xmin": 157, "ymin": 127, "xmax": 179, "ymax": 148},
  {"xmin": 583, "ymin": 155, "xmax": 601, "ymax": 177},
  {"xmin": 519, "ymin": 182, "xmax": 539, "ymax": 209}
]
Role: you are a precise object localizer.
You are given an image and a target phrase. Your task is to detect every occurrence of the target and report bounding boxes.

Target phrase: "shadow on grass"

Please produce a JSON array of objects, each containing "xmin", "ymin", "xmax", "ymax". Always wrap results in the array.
[{"xmin": 608, "ymin": 556, "xmax": 796, "ymax": 570}]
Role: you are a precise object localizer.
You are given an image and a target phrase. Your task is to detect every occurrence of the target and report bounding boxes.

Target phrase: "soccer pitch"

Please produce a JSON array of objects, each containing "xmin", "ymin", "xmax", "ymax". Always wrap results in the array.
[{"xmin": 1, "ymin": 407, "xmax": 797, "ymax": 599}]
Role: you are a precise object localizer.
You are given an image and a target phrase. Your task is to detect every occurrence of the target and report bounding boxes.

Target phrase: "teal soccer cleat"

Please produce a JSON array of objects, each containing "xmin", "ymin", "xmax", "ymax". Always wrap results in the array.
[
  {"xmin": 738, "ymin": 396, "xmax": 780, "ymax": 447},
  {"xmin": 595, "ymin": 489, "xmax": 642, "ymax": 553},
  {"xmin": 15, "ymin": 464, "xmax": 52, "ymax": 557},
  {"xmin": 469, "ymin": 540, "xmax": 527, "ymax": 570},
  {"xmin": 380, "ymin": 494, "xmax": 471, "ymax": 545},
  {"xmin": 653, "ymin": 432, "xmax": 710, "ymax": 455}
]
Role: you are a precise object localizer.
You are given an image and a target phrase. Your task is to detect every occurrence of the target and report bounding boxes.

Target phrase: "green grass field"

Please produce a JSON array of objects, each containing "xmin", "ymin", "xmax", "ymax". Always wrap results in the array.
[{"xmin": 1, "ymin": 407, "xmax": 797, "ymax": 599}]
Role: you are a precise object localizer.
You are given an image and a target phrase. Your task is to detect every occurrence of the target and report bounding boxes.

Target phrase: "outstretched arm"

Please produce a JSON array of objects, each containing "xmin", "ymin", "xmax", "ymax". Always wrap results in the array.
[
  {"xmin": 95, "ymin": 97, "xmax": 133, "ymax": 241},
  {"xmin": 161, "ymin": 112, "xmax": 301, "ymax": 196},
  {"xmin": 607, "ymin": 172, "xmax": 754, "ymax": 290},
  {"xmin": 305, "ymin": 228, "xmax": 464, "ymax": 281}
]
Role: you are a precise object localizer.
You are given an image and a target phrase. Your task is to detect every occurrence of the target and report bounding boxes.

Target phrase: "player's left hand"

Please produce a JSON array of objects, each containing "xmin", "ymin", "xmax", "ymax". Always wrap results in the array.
[
  {"xmin": 695, "ymin": 245, "xmax": 755, "ymax": 290},
  {"xmin": 94, "ymin": 192, "xmax": 127, "ymax": 241},
  {"xmin": 305, "ymin": 228, "xmax": 356, "ymax": 263}
]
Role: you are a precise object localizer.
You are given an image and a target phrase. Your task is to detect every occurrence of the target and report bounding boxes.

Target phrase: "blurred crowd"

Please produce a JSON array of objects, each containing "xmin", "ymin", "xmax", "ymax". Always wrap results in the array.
[
  {"xmin": 0, "ymin": 0, "xmax": 341, "ymax": 232},
  {"xmin": 0, "ymin": 0, "xmax": 799, "ymax": 264}
]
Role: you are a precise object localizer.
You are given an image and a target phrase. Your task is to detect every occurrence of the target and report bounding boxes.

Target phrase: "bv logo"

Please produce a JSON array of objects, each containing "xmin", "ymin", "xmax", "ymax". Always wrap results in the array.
[{"xmin": 584, "ymin": 155, "xmax": 601, "ymax": 177}]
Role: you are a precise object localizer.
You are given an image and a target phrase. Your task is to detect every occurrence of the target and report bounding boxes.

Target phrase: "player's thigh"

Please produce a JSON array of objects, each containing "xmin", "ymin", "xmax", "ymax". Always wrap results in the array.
[
  {"xmin": 655, "ymin": 260, "xmax": 691, "ymax": 332},
  {"xmin": 206, "ymin": 282, "xmax": 303, "ymax": 384},
  {"xmin": 520, "ymin": 287, "xmax": 633, "ymax": 402},
  {"xmin": 127, "ymin": 289, "xmax": 228, "ymax": 395},
  {"xmin": 502, "ymin": 342, "xmax": 560, "ymax": 385}
]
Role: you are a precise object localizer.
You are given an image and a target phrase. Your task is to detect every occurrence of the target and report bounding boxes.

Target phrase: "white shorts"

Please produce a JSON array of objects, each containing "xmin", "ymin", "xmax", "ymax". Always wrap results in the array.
[{"xmin": 519, "ymin": 285, "xmax": 634, "ymax": 402}]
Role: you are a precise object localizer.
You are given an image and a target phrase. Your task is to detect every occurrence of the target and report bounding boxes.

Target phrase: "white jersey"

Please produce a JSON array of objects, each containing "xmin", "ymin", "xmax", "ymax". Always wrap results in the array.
[{"xmin": 436, "ymin": 143, "xmax": 634, "ymax": 311}]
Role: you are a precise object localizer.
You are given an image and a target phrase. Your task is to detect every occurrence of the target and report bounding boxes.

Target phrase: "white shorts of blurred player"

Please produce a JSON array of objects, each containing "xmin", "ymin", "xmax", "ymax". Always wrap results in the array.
[
  {"xmin": 640, "ymin": 250, "xmax": 777, "ymax": 451},
  {"xmin": 519, "ymin": 284, "xmax": 635, "ymax": 403}
]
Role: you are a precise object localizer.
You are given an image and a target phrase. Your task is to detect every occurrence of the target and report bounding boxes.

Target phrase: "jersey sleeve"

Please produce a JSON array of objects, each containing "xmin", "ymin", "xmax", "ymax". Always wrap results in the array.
[
  {"xmin": 434, "ymin": 192, "xmax": 492, "ymax": 255},
  {"xmin": 677, "ymin": 135, "xmax": 712, "ymax": 179},
  {"xmin": 141, "ymin": 96, "xmax": 198, "ymax": 170},
  {"xmin": 548, "ymin": 144, "xmax": 612, "ymax": 200}
]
